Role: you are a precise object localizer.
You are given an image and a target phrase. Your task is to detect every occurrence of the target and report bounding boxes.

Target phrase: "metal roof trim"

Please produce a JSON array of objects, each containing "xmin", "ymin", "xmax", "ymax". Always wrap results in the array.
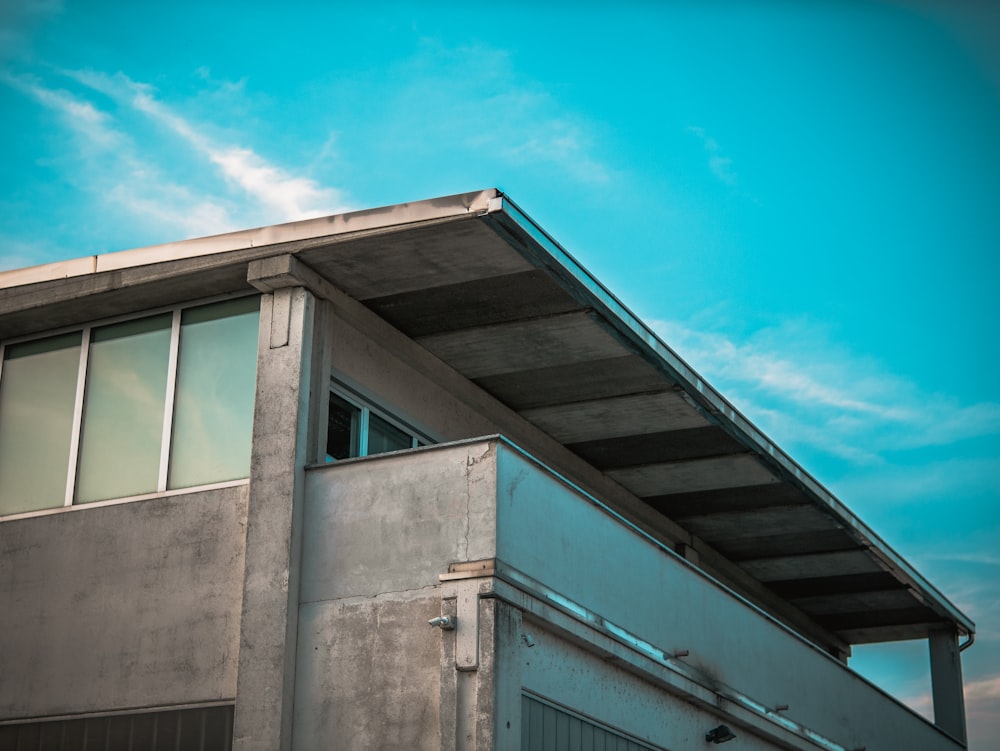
[{"xmin": 488, "ymin": 193, "xmax": 974, "ymax": 637}]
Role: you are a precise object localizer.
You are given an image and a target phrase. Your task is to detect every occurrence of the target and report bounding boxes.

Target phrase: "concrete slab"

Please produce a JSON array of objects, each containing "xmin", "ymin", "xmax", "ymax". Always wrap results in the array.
[{"xmin": 608, "ymin": 454, "xmax": 779, "ymax": 497}]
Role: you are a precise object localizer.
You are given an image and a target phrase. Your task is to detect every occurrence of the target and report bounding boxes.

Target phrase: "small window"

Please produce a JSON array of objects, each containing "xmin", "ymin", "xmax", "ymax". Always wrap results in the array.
[
  {"xmin": 325, "ymin": 386, "xmax": 430, "ymax": 461},
  {"xmin": 326, "ymin": 393, "xmax": 361, "ymax": 460},
  {"xmin": 368, "ymin": 413, "xmax": 411, "ymax": 454}
]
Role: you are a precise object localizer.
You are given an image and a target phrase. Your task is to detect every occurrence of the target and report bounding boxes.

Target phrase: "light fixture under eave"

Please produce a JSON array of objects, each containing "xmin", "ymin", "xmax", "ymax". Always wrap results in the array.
[{"xmin": 705, "ymin": 724, "xmax": 736, "ymax": 744}]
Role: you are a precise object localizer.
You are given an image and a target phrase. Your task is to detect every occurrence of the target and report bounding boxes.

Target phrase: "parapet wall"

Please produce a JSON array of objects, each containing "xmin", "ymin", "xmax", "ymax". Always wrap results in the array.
[{"xmin": 0, "ymin": 484, "xmax": 248, "ymax": 719}]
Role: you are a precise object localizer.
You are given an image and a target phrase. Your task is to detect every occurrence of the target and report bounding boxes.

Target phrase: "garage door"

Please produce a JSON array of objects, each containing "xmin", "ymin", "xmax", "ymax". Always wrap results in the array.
[{"xmin": 522, "ymin": 695, "xmax": 661, "ymax": 751}]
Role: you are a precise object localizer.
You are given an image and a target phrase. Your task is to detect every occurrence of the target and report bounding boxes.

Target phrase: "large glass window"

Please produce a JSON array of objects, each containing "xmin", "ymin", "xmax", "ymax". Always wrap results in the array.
[
  {"xmin": 76, "ymin": 315, "xmax": 172, "ymax": 503},
  {"xmin": 0, "ymin": 333, "xmax": 82, "ymax": 514},
  {"xmin": 168, "ymin": 297, "xmax": 260, "ymax": 488},
  {"xmin": 0, "ymin": 296, "xmax": 260, "ymax": 517}
]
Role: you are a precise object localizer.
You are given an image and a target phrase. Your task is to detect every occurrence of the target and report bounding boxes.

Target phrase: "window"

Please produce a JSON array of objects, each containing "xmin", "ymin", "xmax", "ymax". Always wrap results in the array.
[
  {"xmin": 0, "ymin": 333, "xmax": 82, "ymax": 514},
  {"xmin": 0, "ymin": 296, "xmax": 260, "ymax": 516},
  {"xmin": 326, "ymin": 385, "xmax": 430, "ymax": 461}
]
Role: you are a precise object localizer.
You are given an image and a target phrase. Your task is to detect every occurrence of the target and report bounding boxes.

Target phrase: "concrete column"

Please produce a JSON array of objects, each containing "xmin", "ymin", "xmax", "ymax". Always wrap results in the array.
[
  {"xmin": 232, "ymin": 280, "xmax": 324, "ymax": 751},
  {"xmin": 929, "ymin": 627, "xmax": 967, "ymax": 743}
]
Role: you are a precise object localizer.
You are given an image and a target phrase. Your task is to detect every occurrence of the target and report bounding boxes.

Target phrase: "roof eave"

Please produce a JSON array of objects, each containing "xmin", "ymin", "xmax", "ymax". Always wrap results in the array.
[{"xmin": 487, "ymin": 194, "xmax": 975, "ymax": 639}]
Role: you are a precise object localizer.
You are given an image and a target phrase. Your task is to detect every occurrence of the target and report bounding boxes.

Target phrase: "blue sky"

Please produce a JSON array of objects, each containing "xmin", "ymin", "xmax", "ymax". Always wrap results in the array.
[{"xmin": 2, "ymin": 0, "xmax": 998, "ymax": 745}]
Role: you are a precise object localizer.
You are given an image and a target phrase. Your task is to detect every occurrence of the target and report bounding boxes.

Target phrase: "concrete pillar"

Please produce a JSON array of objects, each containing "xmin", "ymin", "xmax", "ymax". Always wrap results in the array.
[
  {"xmin": 929, "ymin": 627, "xmax": 967, "ymax": 743},
  {"xmin": 232, "ymin": 270, "xmax": 325, "ymax": 751}
]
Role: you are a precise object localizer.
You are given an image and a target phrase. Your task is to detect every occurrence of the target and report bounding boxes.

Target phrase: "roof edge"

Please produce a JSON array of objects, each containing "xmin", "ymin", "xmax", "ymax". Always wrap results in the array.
[{"xmin": 0, "ymin": 189, "xmax": 500, "ymax": 291}]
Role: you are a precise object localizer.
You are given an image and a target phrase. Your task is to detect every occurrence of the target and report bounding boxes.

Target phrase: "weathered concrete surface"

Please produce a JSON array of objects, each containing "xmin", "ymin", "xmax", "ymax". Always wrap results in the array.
[
  {"xmin": 516, "ymin": 619, "xmax": 783, "ymax": 751},
  {"xmin": 298, "ymin": 438, "xmax": 963, "ymax": 751},
  {"xmin": 301, "ymin": 445, "xmax": 497, "ymax": 604},
  {"xmin": 294, "ymin": 596, "xmax": 444, "ymax": 750},
  {"xmin": 0, "ymin": 485, "xmax": 247, "ymax": 718},
  {"xmin": 233, "ymin": 287, "xmax": 320, "ymax": 751},
  {"xmin": 322, "ymin": 288, "xmax": 852, "ymax": 658},
  {"xmin": 296, "ymin": 446, "xmax": 498, "ymax": 750},
  {"xmin": 492, "ymin": 444, "xmax": 963, "ymax": 751}
]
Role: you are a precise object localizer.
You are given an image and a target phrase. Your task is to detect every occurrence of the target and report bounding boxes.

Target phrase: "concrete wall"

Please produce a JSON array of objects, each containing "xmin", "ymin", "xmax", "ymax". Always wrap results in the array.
[
  {"xmin": 298, "ymin": 439, "xmax": 962, "ymax": 751},
  {"xmin": 514, "ymin": 615, "xmax": 781, "ymax": 751},
  {"xmin": 492, "ymin": 444, "xmax": 962, "ymax": 751},
  {"xmin": 295, "ymin": 446, "xmax": 500, "ymax": 750},
  {"xmin": 0, "ymin": 484, "xmax": 247, "ymax": 719}
]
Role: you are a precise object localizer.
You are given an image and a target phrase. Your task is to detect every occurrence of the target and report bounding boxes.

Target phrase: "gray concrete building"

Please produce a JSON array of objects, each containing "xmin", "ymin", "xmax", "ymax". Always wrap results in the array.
[{"xmin": 0, "ymin": 189, "xmax": 973, "ymax": 750}]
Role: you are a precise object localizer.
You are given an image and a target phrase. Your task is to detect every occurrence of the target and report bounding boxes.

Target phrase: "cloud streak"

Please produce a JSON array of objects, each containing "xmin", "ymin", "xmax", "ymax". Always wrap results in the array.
[
  {"xmin": 688, "ymin": 125, "xmax": 738, "ymax": 186},
  {"xmin": 1, "ymin": 69, "xmax": 235, "ymax": 240},
  {"xmin": 65, "ymin": 69, "xmax": 351, "ymax": 222},
  {"xmin": 651, "ymin": 317, "xmax": 1000, "ymax": 463},
  {"xmin": 0, "ymin": 65, "xmax": 352, "ymax": 256},
  {"xmin": 904, "ymin": 673, "xmax": 1000, "ymax": 749},
  {"xmin": 387, "ymin": 40, "xmax": 613, "ymax": 185}
]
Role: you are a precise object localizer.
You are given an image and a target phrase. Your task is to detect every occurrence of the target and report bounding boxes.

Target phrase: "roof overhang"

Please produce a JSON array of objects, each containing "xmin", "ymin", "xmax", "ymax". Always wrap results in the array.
[{"xmin": 0, "ymin": 188, "xmax": 974, "ymax": 646}]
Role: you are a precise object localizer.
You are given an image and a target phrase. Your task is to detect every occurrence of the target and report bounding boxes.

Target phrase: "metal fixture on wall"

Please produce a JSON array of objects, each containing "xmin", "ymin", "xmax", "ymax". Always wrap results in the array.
[
  {"xmin": 428, "ymin": 616, "xmax": 455, "ymax": 630},
  {"xmin": 705, "ymin": 725, "xmax": 736, "ymax": 744}
]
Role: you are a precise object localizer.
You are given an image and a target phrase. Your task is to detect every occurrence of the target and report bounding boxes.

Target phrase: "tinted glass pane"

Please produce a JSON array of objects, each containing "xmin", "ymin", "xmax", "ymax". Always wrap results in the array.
[
  {"xmin": 327, "ymin": 393, "xmax": 360, "ymax": 460},
  {"xmin": 368, "ymin": 413, "xmax": 411, "ymax": 455},
  {"xmin": 0, "ymin": 332, "xmax": 81, "ymax": 515},
  {"xmin": 76, "ymin": 315, "xmax": 171, "ymax": 503},
  {"xmin": 168, "ymin": 297, "xmax": 260, "ymax": 488}
]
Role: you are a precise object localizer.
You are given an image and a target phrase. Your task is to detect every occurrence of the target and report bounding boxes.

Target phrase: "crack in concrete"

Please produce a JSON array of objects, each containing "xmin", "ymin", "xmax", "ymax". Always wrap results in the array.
[{"xmin": 462, "ymin": 445, "xmax": 494, "ymax": 562}]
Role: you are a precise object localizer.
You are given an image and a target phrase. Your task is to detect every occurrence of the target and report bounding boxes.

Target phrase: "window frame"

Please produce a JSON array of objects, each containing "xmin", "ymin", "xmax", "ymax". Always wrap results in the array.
[
  {"xmin": 326, "ymin": 379, "xmax": 434, "ymax": 461},
  {"xmin": 0, "ymin": 293, "xmax": 260, "ymax": 517}
]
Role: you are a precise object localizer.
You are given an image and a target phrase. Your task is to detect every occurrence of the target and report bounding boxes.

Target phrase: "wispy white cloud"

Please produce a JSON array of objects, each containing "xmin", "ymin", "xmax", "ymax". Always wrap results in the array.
[
  {"xmin": 905, "ymin": 673, "xmax": 1000, "ymax": 746},
  {"xmin": 388, "ymin": 40, "xmax": 613, "ymax": 185},
  {"xmin": 923, "ymin": 552, "xmax": 1000, "ymax": 567},
  {"xmin": 0, "ymin": 236, "xmax": 63, "ymax": 272},
  {"xmin": 0, "ymin": 64, "xmax": 353, "ymax": 260},
  {"xmin": 1, "ymin": 69, "xmax": 235, "ymax": 241},
  {"xmin": 832, "ymin": 457, "xmax": 1000, "ymax": 505},
  {"xmin": 688, "ymin": 125, "xmax": 738, "ymax": 186},
  {"xmin": 0, "ymin": 70, "xmax": 120, "ymax": 148},
  {"xmin": 64, "ymin": 69, "xmax": 351, "ymax": 222},
  {"xmin": 651, "ymin": 317, "xmax": 1000, "ymax": 463},
  {"xmin": 500, "ymin": 116, "xmax": 610, "ymax": 184}
]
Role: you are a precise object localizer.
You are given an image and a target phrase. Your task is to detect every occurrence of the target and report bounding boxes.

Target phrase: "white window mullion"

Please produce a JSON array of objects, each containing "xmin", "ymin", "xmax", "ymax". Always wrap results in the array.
[
  {"xmin": 158, "ymin": 309, "xmax": 182, "ymax": 492},
  {"xmin": 65, "ymin": 327, "xmax": 91, "ymax": 506}
]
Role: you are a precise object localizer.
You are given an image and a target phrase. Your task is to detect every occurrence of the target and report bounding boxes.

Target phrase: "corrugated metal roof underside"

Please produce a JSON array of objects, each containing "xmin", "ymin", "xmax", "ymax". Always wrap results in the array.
[{"xmin": 293, "ymin": 204, "xmax": 970, "ymax": 647}]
